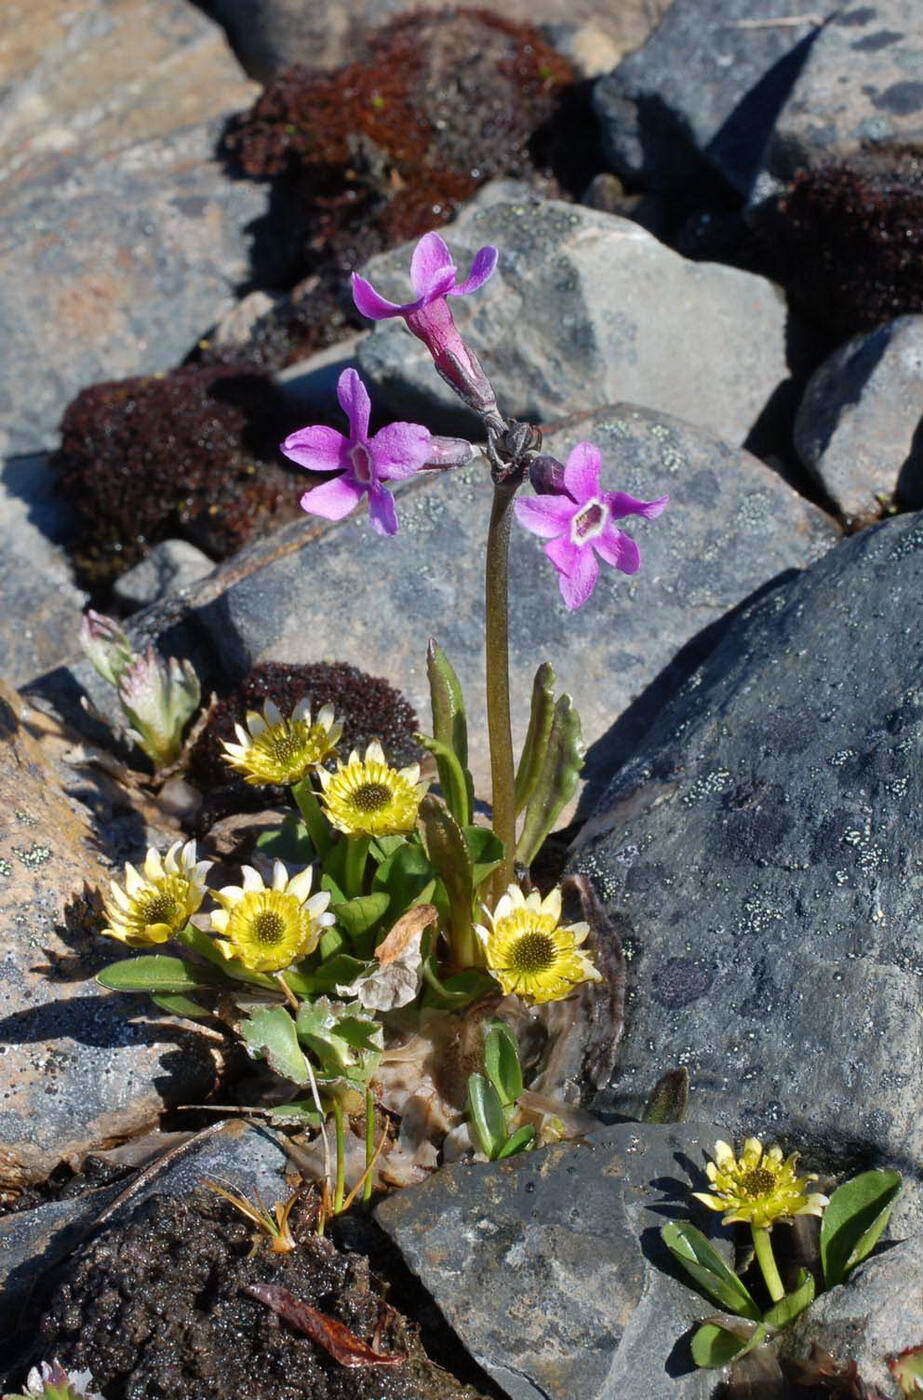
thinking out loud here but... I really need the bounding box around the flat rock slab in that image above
[40,405,837,806]
[357,191,796,448]
[377,1122,722,1400]
[569,511,923,1182]
[593,0,834,198]
[794,313,923,523]
[756,0,923,200]
[0,683,221,1188]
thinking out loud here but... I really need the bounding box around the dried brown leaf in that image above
[244,1282,407,1367]
[375,904,438,966]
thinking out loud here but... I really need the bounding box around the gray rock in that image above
[36,405,836,807]
[593,0,833,199]
[794,314,923,524]
[756,0,923,202]
[112,539,215,611]
[356,191,797,448]
[377,1122,722,1400]
[0,682,222,1189]
[781,1236,923,1393]
[569,511,923,1187]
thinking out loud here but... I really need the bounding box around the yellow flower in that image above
[317,740,427,837]
[101,841,210,947]
[693,1138,829,1229]
[475,884,603,1005]
[199,861,334,973]
[221,699,342,786]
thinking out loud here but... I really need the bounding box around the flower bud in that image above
[79,610,135,687]
[425,435,477,468]
[528,454,568,496]
[117,648,201,769]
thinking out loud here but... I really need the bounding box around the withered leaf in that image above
[375,903,438,966]
[244,1282,407,1367]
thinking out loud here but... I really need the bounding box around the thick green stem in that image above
[332,1098,347,1214]
[291,779,331,857]
[343,836,370,899]
[363,1088,375,1205]
[752,1225,785,1303]
[485,481,519,902]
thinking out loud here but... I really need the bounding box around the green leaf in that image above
[763,1270,815,1331]
[370,834,406,862]
[516,693,584,869]
[514,661,556,815]
[150,991,212,1020]
[464,825,504,891]
[421,965,499,1009]
[318,923,348,960]
[484,1020,523,1106]
[331,892,391,940]
[255,813,313,864]
[372,841,436,912]
[691,1322,766,1369]
[417,733,472,828]
[239,1005,309,1086]
[420,795,476,963]
[661,1222,762,1321]
[427,639,471,768]
[821,1168,902,1287]
[284,953,369,997]
[497,1125,536,1159]
[176,923,277,988]
[97,955,209,994]
[641,1068,690,1124]
[467,1072,508,1159]
[266,1099,324,1127]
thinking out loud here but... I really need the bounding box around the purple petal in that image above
[606,490,670,520]
[514,493,575,540]
[547,537,599,609]
[451,244,499,296]
[336,368,371,441]
[595,526,641,574]
[281,425,349,473]
[367,485,399,536]
[351,272,414,321]
[300,474,364,522]
[410,233,456,299]
[563,442,602,503]
[369,422,432,480]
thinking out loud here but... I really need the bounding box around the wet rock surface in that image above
[38,405,837,806]
[569,511,923,1186]
[593,0,833,199]
[377,1122,722,1400]
[357,191,798,449]
[0,682,221,1189]
[794,314,923,523]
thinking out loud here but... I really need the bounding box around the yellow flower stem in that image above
[485,480,519,903]
[752,1225,785,1303]
[363,1087,375,1205]
[332,1097,347,1214]
[274,972,300,1011]
[343,835,370,900]
[291,778,332,857]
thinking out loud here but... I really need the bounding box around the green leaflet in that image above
[661,1222,762,1321]
[97,954,210,994]
[239,1005,309,1086]
[820,1169,902,1287]
[514,662,556,815]
[426,640,474,823]
[467,1072,508,1158]
[516,693,583,869]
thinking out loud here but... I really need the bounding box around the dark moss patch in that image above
[188,661,419,826]
[51,365,308,593]
[33,1190,488,1400]
[759,150,923,342]
[213,8,584,368]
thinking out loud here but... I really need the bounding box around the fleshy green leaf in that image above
[255,814,313,864]
[467,1072,508,1159]
[516,693,583,869]
[464,825,504,891]
[97,955,209,994]
[427,639,471,770]
[150,991,212,1020]
[372,841,436,912]
[661,1222,762,1321]
[420,795,475,962]
[284,953,370,997]
[417,734,472,829]
[641,1068,690,1124]
[484,1020,523,1106]
[763,1270,815,1331]
[331,892,391,941]
[240,1005,309,1086]
[497,1125,536,1159]
[691,1322,766,1369]
[514,661,556,815]
[266,1100,324,1127]
[821,1169,902,1287]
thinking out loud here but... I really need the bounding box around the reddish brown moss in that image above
[761,151,923,342]
[188,661,420,821]
[52,365,307,590]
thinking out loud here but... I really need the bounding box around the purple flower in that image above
[280,368,431,536]
[514,442,668,610]
[351,232,499,414]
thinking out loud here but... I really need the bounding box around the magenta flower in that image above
[280,369,431,537]
[351,232,499,414]
[515,442,668,610]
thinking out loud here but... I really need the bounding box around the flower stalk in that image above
[752,1224,785,1303]
[485,479,519,901]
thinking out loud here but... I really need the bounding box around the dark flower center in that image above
[252,910,287,945]
[572,499,607,542]
[351,782,393,812]
[510,930,556,974]
[349,442,374,484]
[269,727,302,763]
[740,1167,778,1197]
[142,892,178,924]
